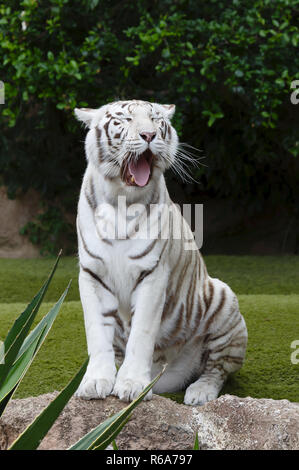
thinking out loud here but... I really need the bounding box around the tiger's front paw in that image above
[112,375,152,402]
[75,374,115,400]
[184,382,218,406]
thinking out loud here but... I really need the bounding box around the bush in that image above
[20,204,76,256]
[0,0,298,251]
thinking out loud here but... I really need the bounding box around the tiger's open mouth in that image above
[122,149,154,187]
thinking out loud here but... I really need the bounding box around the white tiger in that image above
[74,99,247,405]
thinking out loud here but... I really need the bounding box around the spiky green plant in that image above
[0,253,70,417]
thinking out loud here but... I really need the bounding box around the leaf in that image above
[0,327,46,411]
[0,388,16,417]
[112,440,118,450]
[261,111,270,118]
[235,69,244,77]
[162,48,170,58]
[292,34,298,47]
[0,252,62,386]
[207,112,224,127]
[193,432,199,450]
[16,281,71,360]
[275,78,285,87]
[69,364,167,450]
[9,359,88,450]
[0,280,70,416]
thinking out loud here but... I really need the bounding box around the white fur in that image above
[74,100,248,405]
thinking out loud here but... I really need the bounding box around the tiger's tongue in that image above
[129,156,150,187]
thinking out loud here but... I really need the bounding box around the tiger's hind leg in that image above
[184,279,248,406]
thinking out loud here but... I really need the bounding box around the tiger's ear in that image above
[162,104,176,120]
[74,108,98,128]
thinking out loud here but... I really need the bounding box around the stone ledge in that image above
[0,393,298,450]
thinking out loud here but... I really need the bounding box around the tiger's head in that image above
[75,100,178,190]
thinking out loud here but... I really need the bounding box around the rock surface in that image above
[0,393,298,450]
[0,187,40,258]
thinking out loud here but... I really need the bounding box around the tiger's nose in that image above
[140,131,156,143]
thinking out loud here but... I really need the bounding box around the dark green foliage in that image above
[20,205,76,256]
[0,0,298,251]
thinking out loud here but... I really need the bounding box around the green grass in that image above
[0,301,86,398]
[0,255,298,304]
[206,255,299,295]
[163,294,299,403]
[0,256,298,402]
[0,257,80,303]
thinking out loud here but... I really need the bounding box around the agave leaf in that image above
[0,252,61,385]
[3,252,61,353]
[16,281,71,360]
[193,431,199,450]
[0,327,46,405]
[0,388,16,417]
[69,364,167,450]
[9,358,88,450]
[112,440,118,450]
[92,415,131,451]
[69,409,128,451]
[0,283,70,416]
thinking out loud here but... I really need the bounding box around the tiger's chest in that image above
[85,233,163,314]
[103,239,148,292]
